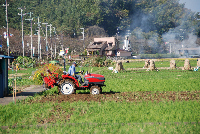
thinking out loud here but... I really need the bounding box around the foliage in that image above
[94,56,106,66]
[33,64,63,85]
[12,56,36,68]
[83,56,108,67]
[0,0,199,37]
[39,86,59,96]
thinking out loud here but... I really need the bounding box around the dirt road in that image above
[0,85,44,105]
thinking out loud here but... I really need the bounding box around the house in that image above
[86,37,119,56]
[178,47,200,57]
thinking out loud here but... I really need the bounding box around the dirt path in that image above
[0,85,44,105]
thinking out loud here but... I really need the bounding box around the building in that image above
[86,37,119,56]
[0,55,14,98]
[117,50,132,57]
[123,35,131,51]
[178,47,200,57]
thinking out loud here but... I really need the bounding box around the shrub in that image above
[13,56,36,68]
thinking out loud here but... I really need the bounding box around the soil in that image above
[27,91,200,103]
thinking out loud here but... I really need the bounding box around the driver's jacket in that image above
[67,65,78,76]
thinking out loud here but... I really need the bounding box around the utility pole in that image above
[2,0,10,64]
[42,23,48,60]
[53,27,57,59]
[80,28,85,49]
[25,12,33,58]
[47,24,52,60]
[36,17,41,61]
[18,7,26,62]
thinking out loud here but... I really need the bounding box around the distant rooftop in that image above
[0,55,14,59]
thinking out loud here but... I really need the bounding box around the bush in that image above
[13,56,36,68]
[82,56,113,67]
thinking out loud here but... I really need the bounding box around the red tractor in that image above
[41,69,106,95]
[58,71,105,95]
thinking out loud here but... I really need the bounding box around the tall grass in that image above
[99,69,200,92]
[0,101,199,133]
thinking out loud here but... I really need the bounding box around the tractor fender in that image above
[61,75,79,87]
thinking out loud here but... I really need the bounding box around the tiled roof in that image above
[87,41,107,49]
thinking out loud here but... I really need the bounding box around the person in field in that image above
[67,62,83,84]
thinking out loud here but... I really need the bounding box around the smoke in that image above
[162,12,199,56]
[118,0,199,56]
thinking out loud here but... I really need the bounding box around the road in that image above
[0,85,44,105]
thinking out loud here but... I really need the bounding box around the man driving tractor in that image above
[67,62,83,85]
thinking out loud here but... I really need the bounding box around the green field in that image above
[0,101,199,133]
[2,60,199,133]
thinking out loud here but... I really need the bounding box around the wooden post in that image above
[15,63,17,104]
[13,78,14,103]
[12,62,14,103]
[15,75,16,104]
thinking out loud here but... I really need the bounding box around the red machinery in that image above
[59,71,105,95]
[41,67,60,89]
[42,68,105,95]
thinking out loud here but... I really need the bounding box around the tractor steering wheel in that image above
[81,70,84,75]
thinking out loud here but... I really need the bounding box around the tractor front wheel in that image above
[60,80,75,95]
[90,86,101,95]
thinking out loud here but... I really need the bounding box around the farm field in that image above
[1,59,200,133]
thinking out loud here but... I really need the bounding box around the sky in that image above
[179,0,200,12]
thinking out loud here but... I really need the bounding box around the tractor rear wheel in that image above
[60,80,75,95]
[90,86,101,95]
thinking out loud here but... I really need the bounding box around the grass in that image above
[122,59,198,68]
[8,67,37,76]
[0,100,199,133]
[2,59,200,133]
[1,122,199,133]
[8,67,37,88]
[98,69,200,93]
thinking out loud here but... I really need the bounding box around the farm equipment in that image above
[41,68,106,95]
[59,71,105,95]
[41,67,60,89]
